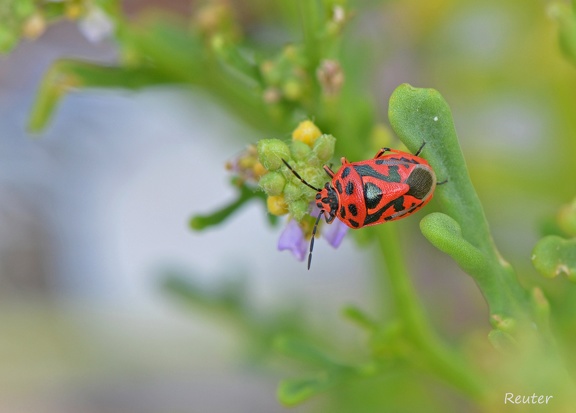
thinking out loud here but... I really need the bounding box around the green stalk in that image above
[28,59,166,132]
[375,224,486,401]
[190,183,269,231]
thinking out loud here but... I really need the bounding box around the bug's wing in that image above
[360,179,412,226]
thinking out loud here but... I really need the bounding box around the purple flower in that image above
[278,219,308,261]
[309,204,349,248]
[321,217,348,248]
[277,207,349,262]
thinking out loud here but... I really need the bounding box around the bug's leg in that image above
[414,141,427,156]
[325,211,336,224]
[308,213,324,270]
[323,165,336,178]
[437,178,448,185]
[374,148,392,158]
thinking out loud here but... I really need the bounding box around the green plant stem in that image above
[375,224,486,401]
[28,59,166,132]
[298,0,322,74]
[190,183,272,230]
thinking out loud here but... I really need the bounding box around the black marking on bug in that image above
[385,202,423,222]
[315,193,321,200]
[364,182,383,210]
[405,167,434,199]
[336,180,343,194]
[340,206,346,218]
[341,166,351,178]
[345,181,355,195]
[364,196,406,226]
[322,183,339,215]
[348,203,358,216]
[348,219,360,228]
[353,164,401,183]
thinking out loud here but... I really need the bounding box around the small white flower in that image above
[78,6,114,43]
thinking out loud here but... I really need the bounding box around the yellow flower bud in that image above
[253,162,268,179]
[66,4,82,19]
[23,13,46,39]
[267,195,289,216]
[292,120,322,147]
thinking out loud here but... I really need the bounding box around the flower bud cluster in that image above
[0,1,116,52]
[195,1,241,44]
[256,120,335,222]
[225,144,267,187]
[260,45,311,106]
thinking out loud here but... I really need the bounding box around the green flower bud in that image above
[532,235,576,280]
[282,79,303,101]
[284,181,303,203]
[260,60,281,85]
[490,314,516,333]
[259,171,286,196]
[312,134,336,163]
[257,139,290,171]
[290,199,310,221]
[290,140,311,162]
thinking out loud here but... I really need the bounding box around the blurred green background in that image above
[1,0,575,411]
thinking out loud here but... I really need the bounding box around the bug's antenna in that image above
[308,213,324,270]
[282,159,322,192]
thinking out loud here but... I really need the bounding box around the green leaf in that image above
[274,335,340,368]
[549,2,576,67]
[388,84,530,322]
[278,371,344,406]
[532,235,576,281]
[420,213,485,275]
[388,84,490,254]
[341,305,377,331]
[161,272,247,313]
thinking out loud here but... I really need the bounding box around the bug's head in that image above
[315,182,338,222]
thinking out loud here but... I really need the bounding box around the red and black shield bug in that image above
[282,142,441,269]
